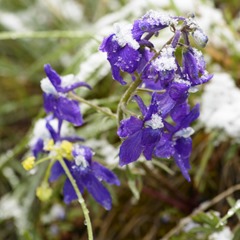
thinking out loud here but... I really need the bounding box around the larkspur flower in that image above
[155,102,200,181]
[100,23,142,85]
[182,47,213,86]
[49,145,120,210]
[117,94,169,166]
[132,10,177,41]
[41,64,91,125]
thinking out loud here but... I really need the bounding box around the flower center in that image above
[75,155,89,168]
[145,114,164,129]
[173,127,195,139]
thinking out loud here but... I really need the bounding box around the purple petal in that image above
[60,136,84,142]
[32,138,44,157]
[133,95,147,116]
[117,116,143,138]
[143,144,155,160]
[83,172,112,210]
[174,137,192,160]
[99,34,120,53]
[119,131,143,166]
[114,45,141,73]
[46,119,59,142]
[92,162,120,186]
[141,128,161,146]
[170,101,190,123]
[56,97,83,126]
[152,92,176,117]
[111,65,126,85]
[60,81,92,93]
[155,134,175,159]
[174,154,191,182]
[72,145,93,164]
[169,81,190,102]
[44,64,61,89]
[49,161,65,182]
[63,178,84,204]
[183,50,199,83]
[159,70,175,88]
[179,104,200,128]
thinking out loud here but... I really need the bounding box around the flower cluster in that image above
[24,64,120,210]
[101,10,213,181]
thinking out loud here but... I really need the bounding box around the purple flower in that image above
[41,64,91,126]
[155,103,200,181]
[132,10,176,41]
[100,24,142,85]
[118,94,169,166]
[50,145,120,210]
[182,48,213,86]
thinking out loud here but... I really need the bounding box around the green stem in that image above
[0,30,94,40]
[136,88,165,94]
[43,159,57,183]
[58,158,93,240]
[117,75,142,124]
[35,156,52,166]
[69,92,117,119]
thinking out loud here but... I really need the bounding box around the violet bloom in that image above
[50,145,120,210]
[100,23,141,85]
[182,48,213,86]
[117,94,171,166]
[132,10,177,41]
[41,64,91,126]
[155,102,200,181]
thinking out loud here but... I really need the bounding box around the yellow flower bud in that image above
[36,183,52,201]
[22,156,35,171]
[60,140,73,160]
[44,139,54,151]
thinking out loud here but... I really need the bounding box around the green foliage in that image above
[0,0,240,239]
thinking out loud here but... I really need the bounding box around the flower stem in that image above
[58,158,93,240]
[69,92,117,119]
[35,156,52,166]
[117,75,142,124]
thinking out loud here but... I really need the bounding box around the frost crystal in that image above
[174,127,195,138]
[143,10,175,26]
[192,28,208,47]
[75,155,88,168]
[41,77,58,95]
[113,23,140,50]
[60,74,79,89]
[153,46,177,71]
[208,227,233,240]
[200,72,240,139]
[145,114,164,129]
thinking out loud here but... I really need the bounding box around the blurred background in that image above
[0,0,240,239]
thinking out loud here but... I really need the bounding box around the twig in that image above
[161,184,240,240]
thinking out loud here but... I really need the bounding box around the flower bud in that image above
[22,156,35,171]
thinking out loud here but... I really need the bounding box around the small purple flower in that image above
[50,145,120,210]
[100,24,142,85]
[118,94,168,166]
[41,64,91,126]
[155,103,200,181]
[182,48,213,86]
[132,10,176,41]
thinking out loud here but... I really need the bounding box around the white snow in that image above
[200,72,240,139]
